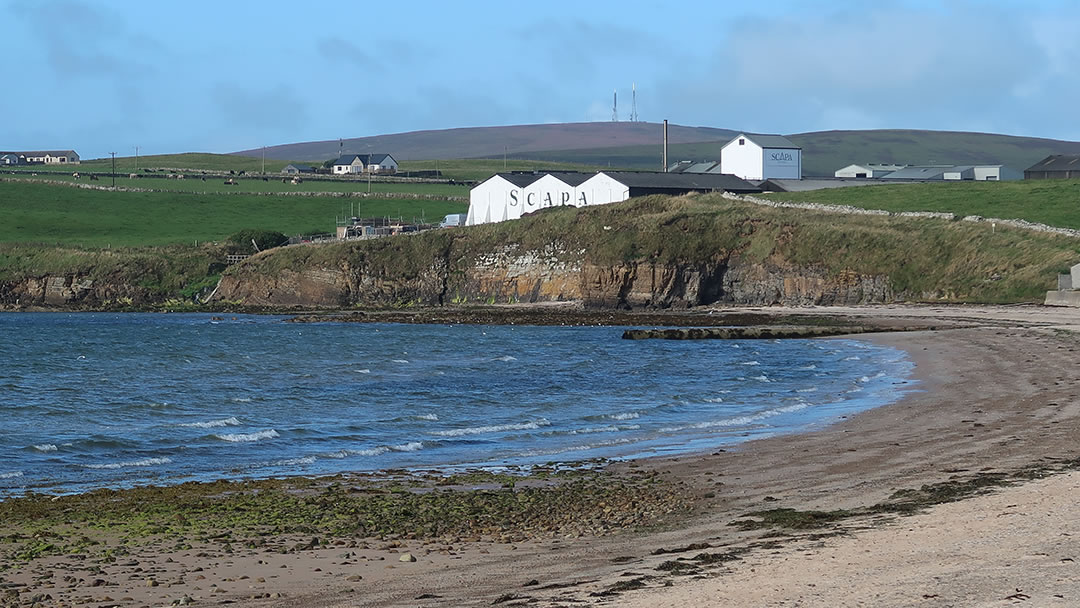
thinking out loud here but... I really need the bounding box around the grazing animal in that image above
[129,173,138,179]
[89,175,99,181]
[72,172,80,179]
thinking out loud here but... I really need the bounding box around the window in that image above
[739,138,745,146]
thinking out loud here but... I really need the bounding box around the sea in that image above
[0,312,916,498]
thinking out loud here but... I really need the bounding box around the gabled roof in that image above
[542,172,592,186]
[366,153,395,165]
[6,150,78,157]
[880,165,953,180]
[727,134,800,150]
[284,164,314,171]
[480,173,544,188]
[1026,155,1080,172]
[334,154,365,166]
[668,161,722,174]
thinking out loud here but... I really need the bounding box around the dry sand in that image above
[4,304,1080,607]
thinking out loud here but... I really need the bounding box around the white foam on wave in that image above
[413,413,439,421]
[859,376,871,383]
[704,397,724,403]
[796,387,818,393]
[0,471,24,479]
[799,364,817,370]
[431,419,550,437]
[231,397,252,403]
[844,355,861,361]
[607,412,640,421]
[391,441,423,452]
[567,424,640,435]
[493,355,517,362]
[739,360,760,366]
[214,429,279,442]
[181,416,241,429]
[752,375,771,383]
[354,369,371,374]
[34,444,58,452]
[520,437,634,458]
[85,457,172,470]
[276,455,318,466]
[392,359,410,364]
[662,402,810,433]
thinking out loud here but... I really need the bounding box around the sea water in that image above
[0,313,915,498]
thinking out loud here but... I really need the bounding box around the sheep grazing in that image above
[88,175,99,181]
[72,172,80,179]
[224,178,237,185]
[129,173,138,179]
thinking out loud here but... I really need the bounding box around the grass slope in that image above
[0,181,467,247]
[761,180,1080,230]
[243,194,1080,303]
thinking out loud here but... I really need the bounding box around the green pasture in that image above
[397,158,615,182]
[2,172,468,197]
[761,180,1080,230]
[0,181,467,247]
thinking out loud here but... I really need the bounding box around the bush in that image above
[226,230,288,254]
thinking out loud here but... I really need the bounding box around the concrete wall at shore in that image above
[1045,290,1080,307]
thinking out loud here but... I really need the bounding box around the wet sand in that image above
[3,304,1080,607]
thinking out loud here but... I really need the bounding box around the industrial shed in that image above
[1025,155,1080,180]
[834,164,905,178]
[720,134,801,181]
[466,171,758,226]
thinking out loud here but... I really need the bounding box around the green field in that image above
[0,181,467,247]
[761,180,1080,230]
[397,158,620,181]
[3,172,468,196]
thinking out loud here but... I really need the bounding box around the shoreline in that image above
[2,305,1079,607]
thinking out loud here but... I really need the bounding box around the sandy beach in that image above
[3,304,1080,608]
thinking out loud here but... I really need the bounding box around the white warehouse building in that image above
[466,171,758,226]
[720,133,802,181]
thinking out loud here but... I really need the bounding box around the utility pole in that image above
[109,152,116,187]
[134,145,140,171]
[261,146,265,175]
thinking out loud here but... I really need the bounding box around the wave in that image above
[392,441,423,452]
[844,356,861,361]
[354,369,371,374]
[565,424,640,435]
[607,412,640,421]
[231,397,253,403]
[796,387,818,393]
[214,429,279,443]
[662,402,811,432]
[492,355,517,362]
[85,457,172,470]
[275,455,318,466]
[413,413,439,421]
[752,375,771,382]
[431,419,550,437]
[0,471,23,479]
[704,397,724,403]
[738,360,760,366]
[799,364,817,370]
[392,359,410,364]
[33,444,58,452]
[520,437,634,458]
[181,416,241,429]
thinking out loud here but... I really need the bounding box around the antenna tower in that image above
[631,83,638,122]
[612,89,618,122]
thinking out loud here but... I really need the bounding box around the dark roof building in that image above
[1025,155,1080,180]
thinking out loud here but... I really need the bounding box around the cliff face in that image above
[211,247,893,310]
[0,275,155,308]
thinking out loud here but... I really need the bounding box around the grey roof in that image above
[1026,155,1080,172]
[366,153,396,165]
[334,154,365,165]
[283,164,314,171]
[731,134,800,149]
[2,150,78,157]
[544,172,592,186]
[599,171,759,192]
[668,161,722,174]
[486,173,544,188]
[760,178,910,193]
[879,165,953,180]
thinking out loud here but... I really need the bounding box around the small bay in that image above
[0,312,915,498]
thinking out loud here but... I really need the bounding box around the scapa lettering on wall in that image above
[770,152,794,162]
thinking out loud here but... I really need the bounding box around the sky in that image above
[3,0,1080,160]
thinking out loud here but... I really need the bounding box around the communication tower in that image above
[631,83,638,122]
[612,89,618,122]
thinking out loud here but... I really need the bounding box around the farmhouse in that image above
[331,153,398,175]
[720,134,801,181]
[1025,155,1080,180]
[0,150,79,165]
[465,171,759,226]
[281,164,314,175]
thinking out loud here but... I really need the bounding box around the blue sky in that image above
[3,0,1079,160]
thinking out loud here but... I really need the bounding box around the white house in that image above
[834,163,906,178]
[11,150,80,165]
[332,153,398,175]
[333,154,366,174]
[466,171,759,226]
[720,134,801,181]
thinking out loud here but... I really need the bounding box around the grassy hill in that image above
[239,122,737,163]
[0,181,467,247]
[761,180,1080,231]
[500,129,1080,176]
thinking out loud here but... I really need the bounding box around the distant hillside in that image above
[505,129,1080,176]
[239,122,736,163]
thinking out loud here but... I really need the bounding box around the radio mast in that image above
[612,89,618,122]
[631,83,638,122]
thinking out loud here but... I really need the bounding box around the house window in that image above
[739,138,745,145]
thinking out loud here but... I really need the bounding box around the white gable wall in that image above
[522,175,578,214]
[467,176,527,226]
[721,135,764,181]
[577,173,630,206]
[973,166,1022,181]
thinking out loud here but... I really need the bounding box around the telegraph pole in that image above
[134,145,140,171]
[109,152,116,187]
[261,146,266,175]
